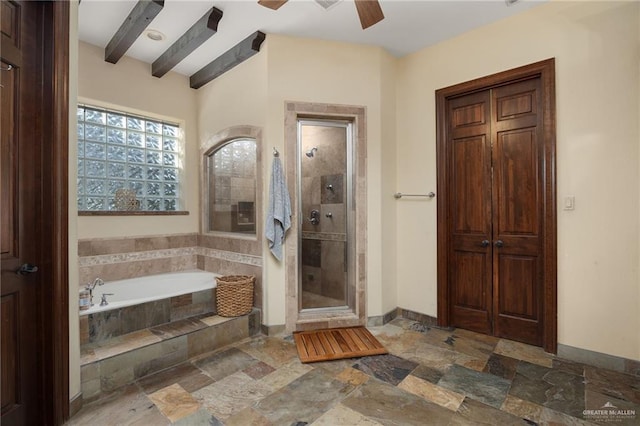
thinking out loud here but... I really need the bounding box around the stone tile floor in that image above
[67,318,640,425]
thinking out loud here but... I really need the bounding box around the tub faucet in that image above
[85,278,104,305]
[100,293,114,306]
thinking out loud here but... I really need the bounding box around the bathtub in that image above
[80,270,219,316]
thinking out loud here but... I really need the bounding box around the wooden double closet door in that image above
[437,60,557,352]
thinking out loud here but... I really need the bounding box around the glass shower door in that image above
[298,120,352,310]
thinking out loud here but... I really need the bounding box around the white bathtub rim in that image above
[79,270,220,316]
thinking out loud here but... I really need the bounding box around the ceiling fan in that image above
[258,0,385,30]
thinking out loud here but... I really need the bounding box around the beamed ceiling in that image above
[78,0,545,89]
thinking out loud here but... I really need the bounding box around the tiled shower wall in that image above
[300,125,348,301]
[78,232,263,310]
[301,237,346,300]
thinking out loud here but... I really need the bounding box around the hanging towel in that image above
[265,155,291,261]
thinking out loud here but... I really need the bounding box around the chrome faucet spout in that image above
[85,278,105,306]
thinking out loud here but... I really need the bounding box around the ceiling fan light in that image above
[505,0,521,6]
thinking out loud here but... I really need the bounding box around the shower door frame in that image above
[297,119,354,313]
[284,102,367,332]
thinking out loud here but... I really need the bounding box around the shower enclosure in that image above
[284,101,365,332]
[298,119,353,311]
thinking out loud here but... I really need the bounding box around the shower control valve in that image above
[309,209,320,225]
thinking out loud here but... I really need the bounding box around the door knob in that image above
[495,240,504,248]
[16,263,38,275]
[481,240,490,247]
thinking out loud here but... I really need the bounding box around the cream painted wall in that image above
[76,41,199,239]
[379,52,398,315]
[263,35,394,324]
[68,1,80,400]
[396,0,640,360]
[195,47,267,144]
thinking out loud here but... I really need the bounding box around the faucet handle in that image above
[100,293,114,306]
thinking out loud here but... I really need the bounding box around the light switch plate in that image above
[563,196,575,210]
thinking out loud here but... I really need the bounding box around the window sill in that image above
[78,211,189,216]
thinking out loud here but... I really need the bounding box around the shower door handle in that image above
[309,209,320,225]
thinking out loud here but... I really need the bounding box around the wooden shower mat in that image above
[293,326,387,363]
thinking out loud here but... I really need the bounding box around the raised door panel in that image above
[450,251,491,334]
[452,102,486,129]
[0,1,18,44]
[451,136,487,234]
[1,1,21,66]
[495,254,541,345]
[494,128,539,237]
[1,295,18,413]
[497,255,538,319]
[1,60,17,257]
[496,89,536,121]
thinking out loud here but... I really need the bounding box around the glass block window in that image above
[77,105,182,211]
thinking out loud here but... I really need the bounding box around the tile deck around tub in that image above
[71,319,640,425]
[79,310,259,403]
[80,314,234,364]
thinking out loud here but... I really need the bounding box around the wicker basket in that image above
[216,275,255,317]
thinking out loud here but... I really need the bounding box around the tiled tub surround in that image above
[81,270,217,315]
[80,284,218,346]
[78,233,265,403]
[78,234,199,284]
[78,233,263,310]
[197,234,263,311]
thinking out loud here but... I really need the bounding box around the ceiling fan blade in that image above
[354,0,384,30]
[258,0,289,10]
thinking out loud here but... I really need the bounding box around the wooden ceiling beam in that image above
[104,0,164,64]
[189,31,266,90]
[257,0,288,11]
[152,7,223,78]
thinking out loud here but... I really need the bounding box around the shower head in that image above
[305,147,318,158]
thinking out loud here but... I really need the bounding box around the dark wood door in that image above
[440,69,552,348]
[447,90,493,335]
[2,1,47,424]
[491,79,544,345]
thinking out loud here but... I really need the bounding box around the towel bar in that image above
[394,192,435,199]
